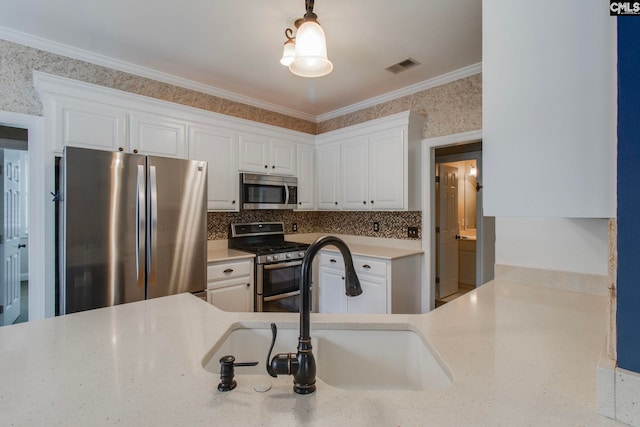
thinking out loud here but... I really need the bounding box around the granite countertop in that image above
[0,280,621,426]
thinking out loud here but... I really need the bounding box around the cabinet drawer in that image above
[319,252,344,269]
[208,260,252,281]
[354,258,387,277]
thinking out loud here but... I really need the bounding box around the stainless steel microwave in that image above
[240,173,298,210]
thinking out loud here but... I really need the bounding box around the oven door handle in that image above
[262,260,303,270]
[263,290,300,302]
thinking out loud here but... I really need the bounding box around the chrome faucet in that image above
[266,235,362,394]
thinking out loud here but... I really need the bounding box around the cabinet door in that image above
[368,129,404,209]
[238,132,270,173]
[270,139,297,176]
[189,125,239,211]
[341,138,369,210]
[57,98,127,153]
[318,266,348,313]
[347,274,387,314]
[129,112,187,158]
[297,145,315,210]
[316,144,341,209]
[207,280,253,312]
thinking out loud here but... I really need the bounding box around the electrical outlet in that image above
[407,226,419,238]
[373,222,380,232]
[292,223,298,232]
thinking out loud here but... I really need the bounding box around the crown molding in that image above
[1,26,481,125]
[0,26,317,123]
[315,63,482,123]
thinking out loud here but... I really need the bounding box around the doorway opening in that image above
[433,142,494,307]
[0,125,29,326]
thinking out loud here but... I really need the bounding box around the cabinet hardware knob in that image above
[118,147,124,152]
[363,201,366,204]
[133,149,138,154]
[264,165,268,168]
[223,268,234,273]
[371,200,374,204]
[334,201,338,205]
[272,165,275,169]
[362,264,371,269]
[232,200,236,204]
[341,277,345,280]
[246,283,250,287]
[330,259,337,263]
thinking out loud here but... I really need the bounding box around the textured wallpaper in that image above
[208,210,422,241]
[317,74,482,139]
[0,39,317,134]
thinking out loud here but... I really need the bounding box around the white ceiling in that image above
[0,0,482,122]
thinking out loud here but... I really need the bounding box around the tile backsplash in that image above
[208,211,422,240]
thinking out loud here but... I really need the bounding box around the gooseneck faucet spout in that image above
[266,235,362,394]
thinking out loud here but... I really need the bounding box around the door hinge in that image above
[435,175,440,183]
[435,277,440,284]
[435,226,440,233]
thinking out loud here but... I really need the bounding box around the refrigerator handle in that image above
[136,164,146,288]
[148,164,158,287]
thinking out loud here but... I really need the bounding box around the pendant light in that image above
[280,0,333,78]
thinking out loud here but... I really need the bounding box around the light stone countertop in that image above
[0,280,622,426]
[291,233,423,260]
[207,247,255,263]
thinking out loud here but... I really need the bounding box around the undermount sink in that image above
[203,324,452,392]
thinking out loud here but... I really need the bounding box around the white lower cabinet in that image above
[207,259,254,312]
[317,252,388,314]
[317,250,422,314]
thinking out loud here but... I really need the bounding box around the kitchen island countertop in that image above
[0,280,620,426]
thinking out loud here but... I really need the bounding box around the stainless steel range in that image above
[228,222,309,312]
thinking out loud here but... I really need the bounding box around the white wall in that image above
[483,0,616,218]
[495,218,608,276]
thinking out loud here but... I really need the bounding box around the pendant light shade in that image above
[280,0,333,78]
[289,19,333,78]
[280,39,296,66]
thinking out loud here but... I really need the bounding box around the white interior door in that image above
[438,164,459,298]
[0,149,22,326]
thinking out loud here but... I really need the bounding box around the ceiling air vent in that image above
[385,58,420,74]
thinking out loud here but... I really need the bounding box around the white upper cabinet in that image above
[482,1,616,218]
[129,112,187,158]
[296,144,315,210]
[239,133,297,176]
[188,125,239,211]
[317,111,424,211]
[316,143,341,210]
[51,97,127,153]
[341,137,369,209]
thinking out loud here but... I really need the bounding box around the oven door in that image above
[256,260,303,312]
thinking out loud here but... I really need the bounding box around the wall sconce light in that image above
[469,164,477,177]
[280,0,333,78]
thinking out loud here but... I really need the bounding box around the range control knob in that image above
[266,255,273,262]
[298,252,305,258]
[273,254,280,261]
[286,253,292,259]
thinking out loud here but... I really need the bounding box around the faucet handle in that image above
[266,323,278,377]
[266,323,298,378]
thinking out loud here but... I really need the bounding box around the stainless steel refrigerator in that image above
[59,146,207,314]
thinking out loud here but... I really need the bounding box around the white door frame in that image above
[0,111,52,321]
[421,129,482,312]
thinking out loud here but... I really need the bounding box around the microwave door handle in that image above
[284,183,290,205]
